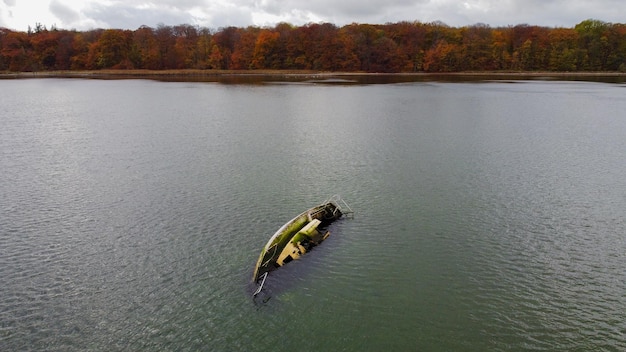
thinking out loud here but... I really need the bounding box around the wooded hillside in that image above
[2,19,625,72]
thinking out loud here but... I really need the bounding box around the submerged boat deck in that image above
[252,196,352,294]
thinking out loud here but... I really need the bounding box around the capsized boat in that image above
[252,195,352,293]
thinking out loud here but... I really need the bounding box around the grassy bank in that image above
[2,70,626,84]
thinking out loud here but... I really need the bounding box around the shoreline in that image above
[2,70,626,83]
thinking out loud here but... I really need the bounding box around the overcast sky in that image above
[1,0,624,32]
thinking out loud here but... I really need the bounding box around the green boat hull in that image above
[252,200,343,282]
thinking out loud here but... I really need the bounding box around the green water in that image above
[1,78,625,351]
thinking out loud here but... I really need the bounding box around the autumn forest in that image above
[1,19,626,73]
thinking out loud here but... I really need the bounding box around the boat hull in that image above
[252,201,342,282]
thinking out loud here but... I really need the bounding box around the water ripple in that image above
[2,79,626,351]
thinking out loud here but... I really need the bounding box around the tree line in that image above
[1,19,625,73]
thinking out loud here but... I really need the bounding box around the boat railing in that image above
[309,207,326,219]
[261,243,279,268]
[326,194,354,218]
[253,272,268,296]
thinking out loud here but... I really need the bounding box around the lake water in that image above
[1,77,625,351]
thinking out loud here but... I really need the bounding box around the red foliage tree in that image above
[2,19,626,73]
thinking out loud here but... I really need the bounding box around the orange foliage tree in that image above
[2,19,626,73]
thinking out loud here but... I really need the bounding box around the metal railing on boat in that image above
[326,194,354,218]
[253,272,268,297]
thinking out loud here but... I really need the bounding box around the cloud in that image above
[0,1,16,30]
[84,3,189,28]
[79,0,255,29]
[50,0,80,24]
[206,5,254,29]
[4,0,626,32]
[252,0,429,25]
